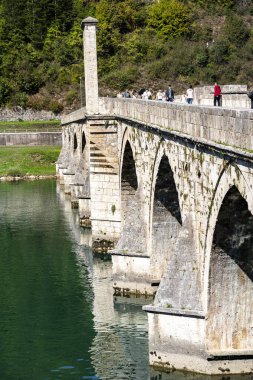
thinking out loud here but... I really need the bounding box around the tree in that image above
[147,0,192,40]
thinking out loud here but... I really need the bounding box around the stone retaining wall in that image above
[0,132,62,146]
[0,107,57,121]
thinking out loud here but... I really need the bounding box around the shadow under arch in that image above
[82,131,86,153]
[116,140,147,253]
[151,154,182,277]
[121,140,138,196]
[73,132,78,151]
[207,185,253,351]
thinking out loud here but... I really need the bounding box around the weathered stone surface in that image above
[0,107,56,121]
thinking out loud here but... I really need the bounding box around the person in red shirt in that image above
[214,83,222,106]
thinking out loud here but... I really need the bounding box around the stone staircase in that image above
[89,121,118,175]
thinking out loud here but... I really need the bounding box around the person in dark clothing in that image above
[248,91,253,109]
[165,85,174,102]
[214,83,221,106]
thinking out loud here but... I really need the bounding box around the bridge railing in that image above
[99,97,253,152]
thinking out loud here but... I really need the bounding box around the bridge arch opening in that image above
[121,141,138,222]
[207,185,253,351]
[82,132,86,153]
[151,154,182,276]
[116,140,147,253]
[74,133,78,151]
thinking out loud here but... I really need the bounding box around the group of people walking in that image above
[117,87,175,102]
[117,86,176,102]
[117,85,194,104]
[117,83,253,109]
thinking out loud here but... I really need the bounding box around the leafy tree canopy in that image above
[0,0,252,109]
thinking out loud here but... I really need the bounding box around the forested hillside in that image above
[0,0,252,111]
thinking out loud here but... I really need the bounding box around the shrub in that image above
[65,88,78,106]
[221,14,249,47]
[0,79,12,105]
[209,39,231,64]
[195,48,209,67]
[48,100,64,114]
[9,92,28,108]
[102,65,139,89]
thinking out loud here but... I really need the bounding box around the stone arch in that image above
[73,133,78,151]
[151,154,182,277]
[82,131,86,153]
[203,163,253,305]
[206,184,253,352]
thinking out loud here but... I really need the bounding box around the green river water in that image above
[0,180,250,380]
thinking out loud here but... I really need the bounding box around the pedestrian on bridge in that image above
[166,85,174,102]
[214,82,222,106]
[186,85,194,104]
[156,90,163,101]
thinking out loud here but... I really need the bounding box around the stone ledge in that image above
[207,350,253,361]
[143,304,205,319]
[110,250,150,258]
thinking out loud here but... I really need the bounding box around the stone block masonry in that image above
[0,132,62,146]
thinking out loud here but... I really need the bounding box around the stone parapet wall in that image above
[194,93,250,108]
[99,97,253,151]
[0,132,62,146]
[61,107,86,125]
[0,107,57,121]
[175,85,251,108]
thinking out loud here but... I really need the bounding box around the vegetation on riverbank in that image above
[0,120,61,132]
[0,146,61,177]
[0,0,252,110]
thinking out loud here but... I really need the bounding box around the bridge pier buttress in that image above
[87,117,121,252]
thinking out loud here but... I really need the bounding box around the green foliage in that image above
[0,79,12,105]
[0,0,252,106]
[221,14,249,47]
[210,40,231,64]
[195,48,209,67]
[148,0,193,39]
[102,64,139,89]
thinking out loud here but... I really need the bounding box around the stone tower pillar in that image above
[81,17,99,114]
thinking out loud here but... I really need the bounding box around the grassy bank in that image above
[0,146,61,177]
[0,120,61,132]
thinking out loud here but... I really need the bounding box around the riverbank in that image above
[0,119,61,132]
[0,146,61,177]
[0,174,57,181]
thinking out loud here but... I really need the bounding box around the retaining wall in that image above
[0,132,62,146]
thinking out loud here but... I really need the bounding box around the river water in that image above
[0,180,249,380]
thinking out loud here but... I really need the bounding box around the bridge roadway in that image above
[58,97,253,375]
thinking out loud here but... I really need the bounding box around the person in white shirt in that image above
[156,90,163,101]
[142,90,149,100]
[186,85,194,104]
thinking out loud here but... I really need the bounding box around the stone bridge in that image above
[57,17,253,376]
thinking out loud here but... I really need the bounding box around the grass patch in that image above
[0,146,61,176]
[0,119,61,132]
